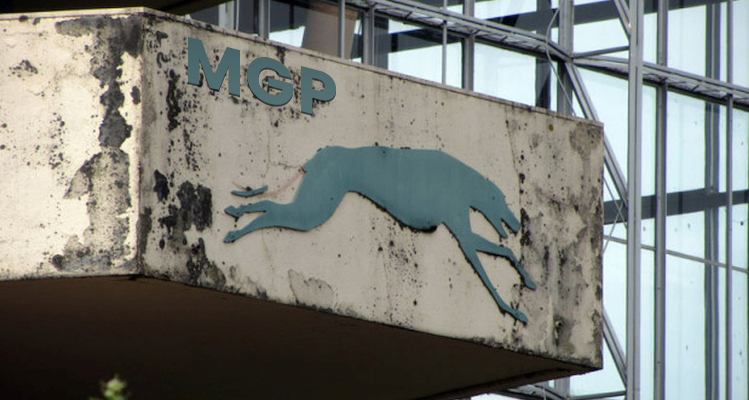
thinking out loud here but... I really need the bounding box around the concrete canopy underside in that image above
[0,276,577,399]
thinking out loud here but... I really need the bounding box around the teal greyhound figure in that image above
[224,146,536,323]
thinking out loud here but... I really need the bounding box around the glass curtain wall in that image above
[189,1,749,399]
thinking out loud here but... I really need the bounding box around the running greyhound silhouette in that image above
[224,146,536,323]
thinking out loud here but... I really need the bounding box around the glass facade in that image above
[188,1,748,399]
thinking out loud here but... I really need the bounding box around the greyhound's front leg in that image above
[472,234,536,290]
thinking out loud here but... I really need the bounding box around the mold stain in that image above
[186,238,226,289]
[50,15,143,272]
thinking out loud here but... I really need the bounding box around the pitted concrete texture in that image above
[1,8,603,398]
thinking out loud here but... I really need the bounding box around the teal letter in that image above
[187,37,240,96]
[247,57,293,106]
[301,67,336,115]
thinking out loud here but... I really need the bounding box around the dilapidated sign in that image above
[0,8,603,399]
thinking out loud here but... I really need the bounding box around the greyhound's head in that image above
[502,209,521,234]
[487,191,521,238]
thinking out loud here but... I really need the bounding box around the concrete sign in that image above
[0,8,604,399]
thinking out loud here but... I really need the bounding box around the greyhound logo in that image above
[224,146,536,323]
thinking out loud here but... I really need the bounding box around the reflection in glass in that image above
[385,20,462,86]
[474,43,543,106]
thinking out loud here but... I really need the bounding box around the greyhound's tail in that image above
[230,167,306,199]
[231,185,269,198]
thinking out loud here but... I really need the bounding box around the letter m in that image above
[188,37,240,96]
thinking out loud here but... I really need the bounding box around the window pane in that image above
[667,93,705,193]
[269,0,309,48]
[385,20,462,86]
[474,43,539,106]
[734,204,748,270]
[665,256,706,399]
[474,0,536,20]
[668,4,706,76]
[734,109,749,191]
[578,69,629,181]
[732,271,748,399]
[573,0,627,54]
[733,0,749,87]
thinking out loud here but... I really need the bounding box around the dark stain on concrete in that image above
[177,181,212,231]
[155,30,168,45]
[158,205,181,235]
[131,85,141,104]
[519,208,531,246]
[10,60,38,78]
[157,180,213,251]
[51,15,143,272]
[153,170,170,201]
[57,15,142,148]
[182,128,200,171]
[138,207,153,263]
[166,69,182,131]
[186,238,226,288]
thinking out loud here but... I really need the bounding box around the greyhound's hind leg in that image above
[225,174,347,243]
[472,234,536,290]
[225,200,273,219]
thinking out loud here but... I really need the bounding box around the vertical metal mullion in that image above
[462,34,474,90]
[339,0,346,58]
[462,0,474,91]
[654,1,668,399]
[362,6,375,65]
[535,0,551,109]
[654,82,668,400]
[235,0,240,31]
[725,2,734,400]
[441,0,447,85]
[704,5,722,399]
[726,94,734,400]
[556,0,574,115]
[258,0,270,39]
[626,1,644,400]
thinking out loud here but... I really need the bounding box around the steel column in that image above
[462,0,474,90]
[654,1,668,399]
[626,1,644,400]
[704,5,722,398]
[362,5,375,65]
[258,0,270,39]
[725,2,734,399]
[441,0,447,85]
[339,0,346,58]
[557,0,574,115]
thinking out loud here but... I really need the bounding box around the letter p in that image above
[301,67,336,115]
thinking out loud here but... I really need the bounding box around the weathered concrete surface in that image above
[0,12,142,278]
[0,8,603,399]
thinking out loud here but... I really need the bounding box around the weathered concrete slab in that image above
[0,8,603,398]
